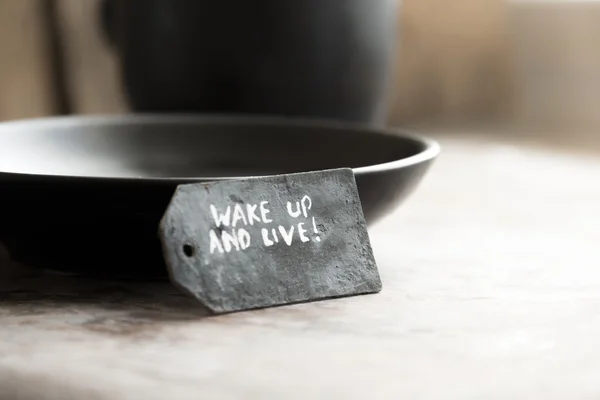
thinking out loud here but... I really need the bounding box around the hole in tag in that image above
[182,244,195,258]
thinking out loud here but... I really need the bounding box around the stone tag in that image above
[158,168,381,314]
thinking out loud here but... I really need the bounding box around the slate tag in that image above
[159,168,381,314]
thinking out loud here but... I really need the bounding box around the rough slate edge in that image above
[158,168,381,314]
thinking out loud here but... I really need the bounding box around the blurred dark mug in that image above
[100,0,399,124]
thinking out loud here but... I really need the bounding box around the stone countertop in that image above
[1,130,599,400]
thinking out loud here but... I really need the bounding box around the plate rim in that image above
[0,114,441,182]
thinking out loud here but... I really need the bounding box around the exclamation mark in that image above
[312,217,321,242]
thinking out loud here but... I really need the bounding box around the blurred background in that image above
[0,0,597,134]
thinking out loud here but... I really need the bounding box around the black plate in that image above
[0,115,439,279]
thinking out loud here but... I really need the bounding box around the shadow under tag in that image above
[158,168,381,314]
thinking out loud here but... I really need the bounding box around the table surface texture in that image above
[1,130,598,400]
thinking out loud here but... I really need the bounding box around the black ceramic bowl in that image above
[0,115,439,279]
